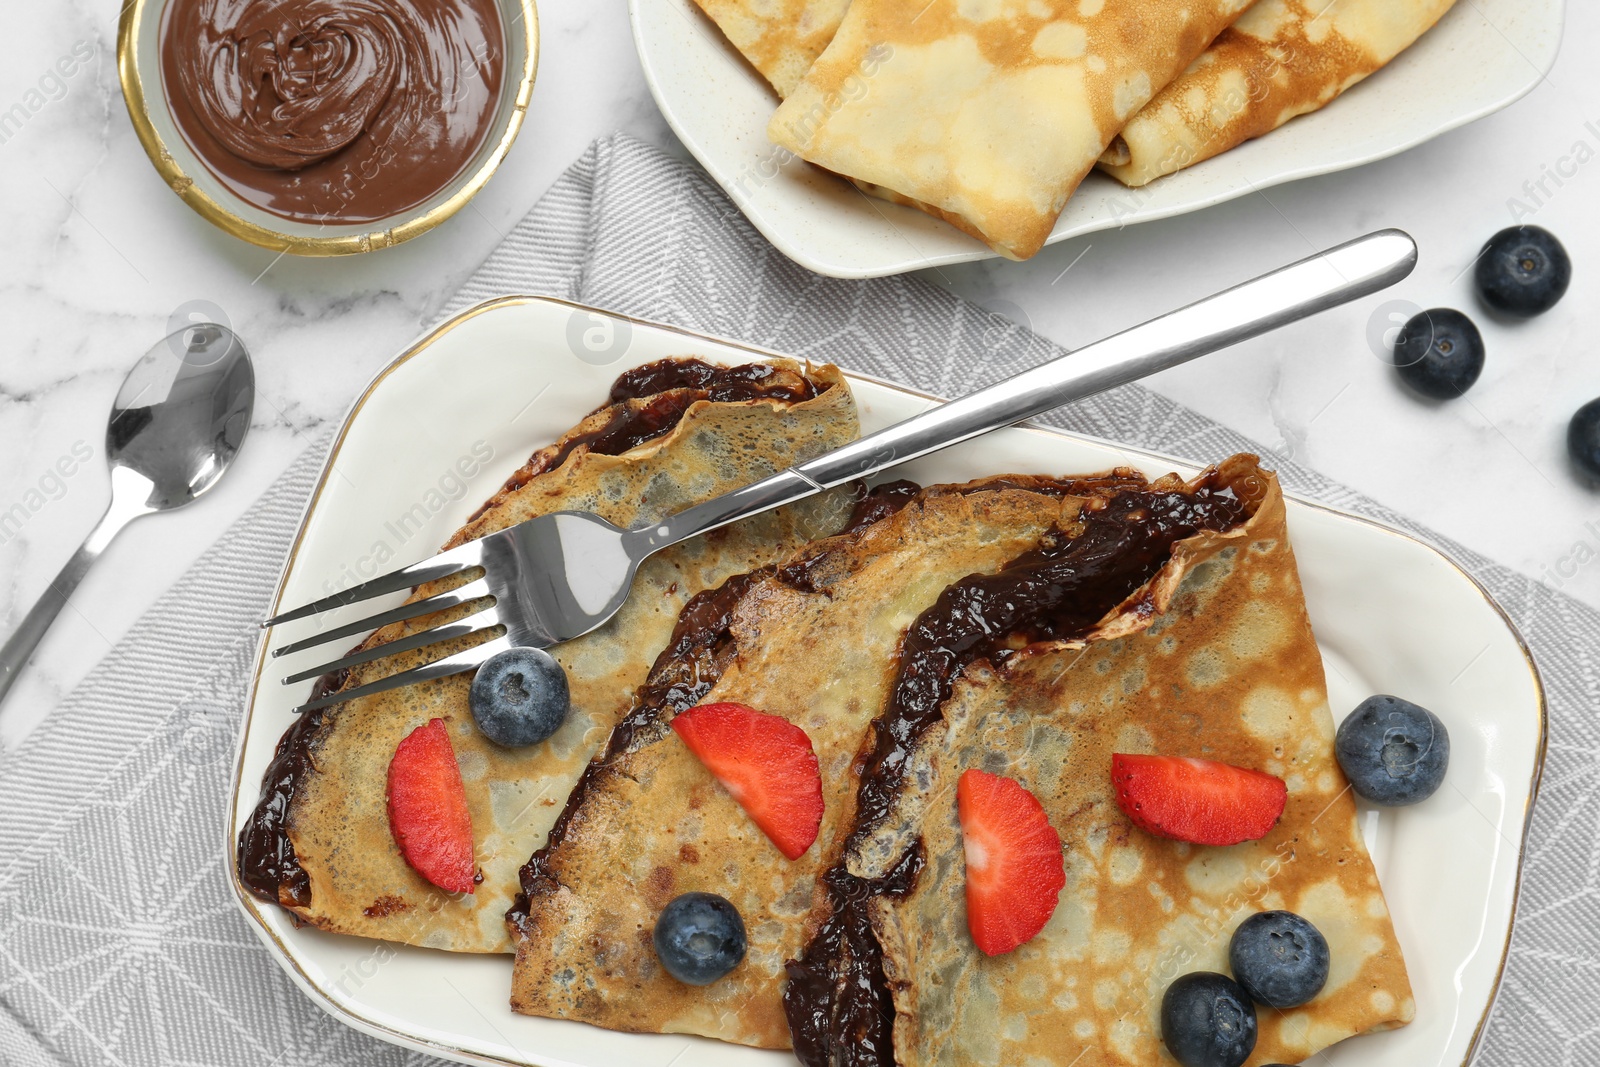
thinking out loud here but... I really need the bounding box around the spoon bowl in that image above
[109,323,253,510]
[0,324,255,706]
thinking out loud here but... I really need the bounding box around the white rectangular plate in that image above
[628,0,1563,278]
[230,296,1545,1067]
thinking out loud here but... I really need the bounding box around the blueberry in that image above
[652,892,747,986]
[1161,972,1257,1067]
[1229,911,1330,1008]
[1569,398,1600,482]
[468,646,569,747]
[1475,225,1571,317]
[1392,308,1485,399]
[1335,695,1450,806]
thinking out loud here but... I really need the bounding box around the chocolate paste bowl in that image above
[117,0,538,256]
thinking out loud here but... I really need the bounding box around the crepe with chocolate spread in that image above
[767,0,1254,260]
[506,473,1169,1043]
[237,357,859,954]
[1099,0,1456,186]
[786,457,1414,1066]
[690,0,850,98]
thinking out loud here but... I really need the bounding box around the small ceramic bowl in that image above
[117,0,538,256]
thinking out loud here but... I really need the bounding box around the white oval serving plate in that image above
[229,296,1544,1067]
[628,0,1563,278]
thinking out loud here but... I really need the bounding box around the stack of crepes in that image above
[507,453,1415,1065]
[690,0,1457,259]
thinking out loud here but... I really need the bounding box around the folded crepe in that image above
[236,357,859,953]
[787,457,1414,1066]
[1099,0,1457,186]
[506,472,1167,1044]
[767,0,1254,260]
[690,0,851,98]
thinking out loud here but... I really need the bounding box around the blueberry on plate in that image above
[1475,225,1571,317]
[1229,910,1331,1008]
[1392,308,1485,400]
[1569,398,1600,482]
[653,892,747,986]
[468,646,570,747]
[1335,695,1450,806]
[1162,972,1257,1067]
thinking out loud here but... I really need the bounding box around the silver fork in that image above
[266,229,1416,712]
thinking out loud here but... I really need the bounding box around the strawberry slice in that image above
[670,702,824,860]
[1111,753,1287,846]
[387,718,476,894]
[957,769,1066,956]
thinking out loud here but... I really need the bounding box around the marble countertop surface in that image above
[0,2,1593,749]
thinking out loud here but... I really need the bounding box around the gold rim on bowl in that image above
[116,0,539,257]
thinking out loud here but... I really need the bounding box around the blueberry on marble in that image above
[1475,225,1571,317]
[1162,972,1257,1067]
[653,892,747,986]
[1229,910,1331,1008]
[1335,695,1450,806]
[1569,398,1600,482]
[468,646,570,747]
[1393,308,1485,399]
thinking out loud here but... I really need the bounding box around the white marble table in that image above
[0,3,1592,750]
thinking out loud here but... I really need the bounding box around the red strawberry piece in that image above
[670,702,824,861]
[1111,753,1287,846]
[387,718,476,894]
[957,769,1066,956]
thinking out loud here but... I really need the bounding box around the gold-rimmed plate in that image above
[228,296,1545,1066]
[117,0,538,256]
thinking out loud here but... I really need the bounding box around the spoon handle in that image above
[0,473,153,708]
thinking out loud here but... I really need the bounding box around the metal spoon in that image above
[0,324,254,706]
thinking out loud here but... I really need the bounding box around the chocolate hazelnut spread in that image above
[519,360,819,484]
[160,0,505,224]
[471,359,824,523]
[783,475,1251,1067]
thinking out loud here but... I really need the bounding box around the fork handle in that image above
[643,229,1416,550]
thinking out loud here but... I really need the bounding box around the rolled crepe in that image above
[235,358,859,953]
[1100,0,1458,186]
[768,0,1254,260]
[690,0,850,98]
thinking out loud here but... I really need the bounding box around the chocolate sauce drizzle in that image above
[783,475,1251,1067]
[237,359,825,910]
[236,692,332,907]
[604,359,818,408]
[476,359,821,514]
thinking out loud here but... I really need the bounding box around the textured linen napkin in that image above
[0,133,1594,1067]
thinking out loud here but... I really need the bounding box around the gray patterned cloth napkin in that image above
[1,133,1594,1067]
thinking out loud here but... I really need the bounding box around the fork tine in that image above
[270,577,493,657]
[263,543,481,627]
[279,607,501,685]
[293,634,514,713]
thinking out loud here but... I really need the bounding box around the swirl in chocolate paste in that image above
[161,0,504,224]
